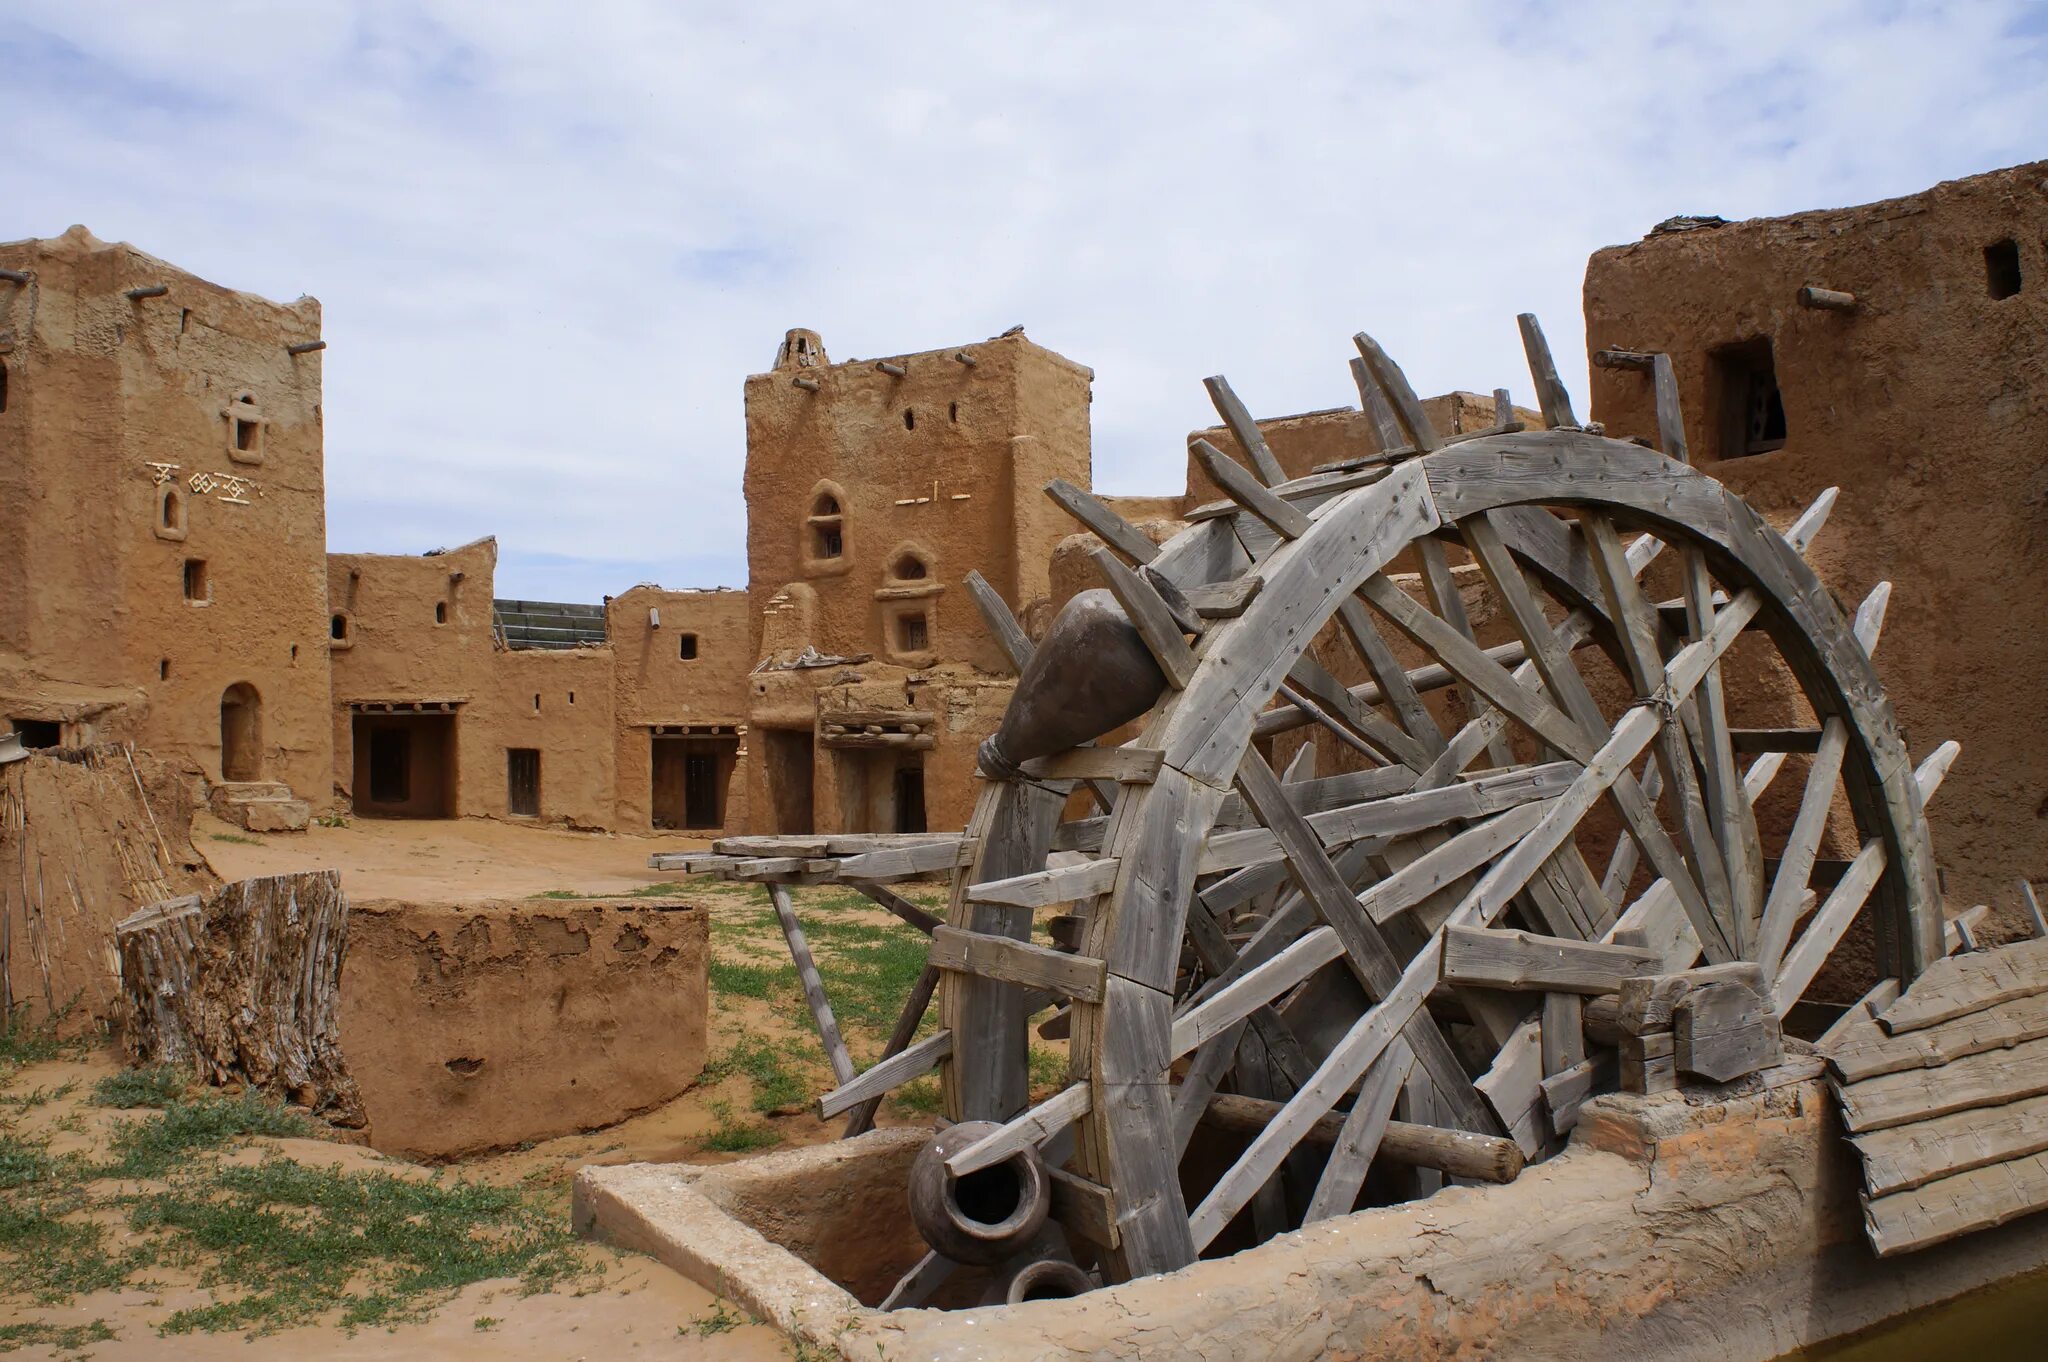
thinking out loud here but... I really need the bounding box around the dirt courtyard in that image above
[1,813,1013,1359]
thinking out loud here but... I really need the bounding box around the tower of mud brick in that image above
[0,227,333,821]
[1583,160,2048,920]
[740,326,1093,836]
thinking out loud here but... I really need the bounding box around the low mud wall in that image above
[340,897,708,1159]
[577,1059,2048,1360]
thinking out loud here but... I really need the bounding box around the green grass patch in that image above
[0,1319,117,1354]
[208,833,262,846]
[889,1077,942,1115]
[707,959,796,1001]
[0,1005,83,1070]
[697,1101,780,1154]
[90,1066,187,1110]
[1029,1046,1069,1091]
[105,1092,310,1179]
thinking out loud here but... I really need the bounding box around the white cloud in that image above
[5,1,2042,599]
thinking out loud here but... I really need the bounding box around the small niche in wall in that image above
[568,691,576,705]
[678,632,699,660]
[13,719,60,750]
[949,401,959,423]
[226,393,264,464]
[158,658,170,681]
[533,693,541,712]
[1986,239,2022,300]
[903,408,916,431]
[183,558,210,603]
[331,613,348,641]
[0,358,9,413]
[435,601,448,625]
[155,485,188,542]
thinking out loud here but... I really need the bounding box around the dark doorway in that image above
[762,729,816,834]
[651,734,737,830]
[350,713,457,817]
[507,748,540,817]
[220,683,262,781]
[369,727,410,803]
[894,765,927,834]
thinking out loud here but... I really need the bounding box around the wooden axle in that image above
[1799,285,1858,311]
[876,360,907,376]
[1200,1092,1524,1183]
[0,268,30,284]
[792,376,821,391]
[286,340,327,355]
[125,284,169,300]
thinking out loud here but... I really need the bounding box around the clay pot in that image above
[1003,1257,1094,1304]
[907,1121,1051,1266]
[978,588,1168,778]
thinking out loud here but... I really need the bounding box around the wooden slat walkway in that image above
[1821,935,2048,1255]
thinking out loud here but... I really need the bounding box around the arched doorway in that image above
[220,683,262,781]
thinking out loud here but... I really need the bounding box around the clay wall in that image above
[607,586,750,833]
[1583,160,2048,923]
[0,228,333,801]
[483,645,616,827]
[742,331,1091,676]
[339,897,709,1159]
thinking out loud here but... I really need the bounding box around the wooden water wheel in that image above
[714,319,1956,1304]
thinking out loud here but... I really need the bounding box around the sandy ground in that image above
[0,815,946,1359]
[191,811,711,902]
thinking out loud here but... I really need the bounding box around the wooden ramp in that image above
[1820,935,2048,1256]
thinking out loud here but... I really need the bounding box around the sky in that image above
[4,2,2044,601]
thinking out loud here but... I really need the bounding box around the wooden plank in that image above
[1304,1040,1415,1222]
[1352,331,1441,451]
[1348,355,1411,453]
[878,1250,957,1312]
[1046,1165,1119,1250]
[929,925,1108,1004]
[1046,478,1160,565]
[816,1027,953,1119]
[1540,1052,1617,1135]
[1836,1033,2048,1134]
[1543,991,1586,1076]
[1854,1090,2048,1197]
[1234,753,1492,1132]
[1359,801,1550,925]
[1192,438,1313,539]
[1679,539,1765,948]
[1756,717,1851,976]
[1187,573,1263,619]
[833,837,974,882]
[1864,1149,2048,1256]
[964,569,1034,673]
[1877,938,2048,1036]
[1516,312,1579,429]
[2024,880,2048,940]
[1091,546,1196,690]
[1019,745,1165,784]
[1772,838,1888,1016]
[1476,1017,1547,1156]
[946,1081,1093,1177]
[1853,579,1892,654]
[854,883,943,936]
[1086,972,1197,1276]
[1200,1092,1525,1183]
[1675,980,1782,1081]
[769,883,857,1086]
[1441,926,1662,995]
[1204,374,1289,485]
[842,961,940,1137]
[965,858,1120,910]
[1170,925,1343,1057]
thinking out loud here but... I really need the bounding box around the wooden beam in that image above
[1199,1092,1525,1183]
[1203,375,1288,485]
[816,1028,953,1119]
[769,883,856,1086]
[855,883,943,935]
[965,858,1120,910]
[1047,479,1160,565]
[841,962,940,1136]
[1090,547,1196,689]
[1304,1040,1414,1222]
[1771,838,1888,1015]
[946,1081,1093,1176]
[1440,926,1662,995]
[964,569,1034,674]
[1351,332,1440,451]
[930,925,1108,1003]
[1170,925,1343,1057]
[1756,718,1850,976]
[1516,313,1578,429]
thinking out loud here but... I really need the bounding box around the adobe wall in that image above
[743,331,1092,677]
[0,227,333,802]
[607,585,751,833]
[338,897,709,1159]
[1584,161,2048,925]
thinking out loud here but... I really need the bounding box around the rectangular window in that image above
[898,612,930,653]
[678,633,699,660]
[1986,239,2022,299]
[183,558,209,602]
[1710,338,1786,459]
[507,748,541,817]
[13,719,60,750]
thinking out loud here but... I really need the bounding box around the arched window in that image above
[890,551,929,581]
[331,613,349,640]
[806,483,846,564]
[220,682,262,781]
